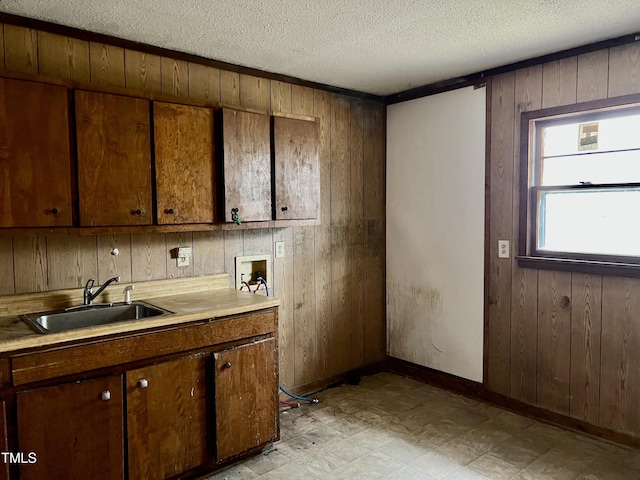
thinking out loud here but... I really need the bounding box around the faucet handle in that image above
[123,285,134,305]
[84,278,95,292]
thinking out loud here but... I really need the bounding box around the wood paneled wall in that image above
[487,42,640,437]
[0,24,386,391]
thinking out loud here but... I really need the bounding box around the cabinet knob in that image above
[134,209,142,215]
[138,378,149,388]
[281,206,288,212]
[224,362,232,369]
[101,390,111,401]
[166,208,174,214]
[51,208,59,215]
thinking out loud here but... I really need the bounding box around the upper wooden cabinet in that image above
[154,102,215,224]
[75,90,153,226]
[0,78,73,227]
[221,108,271,223]
[272,116,320,220]
[1,73,320,231]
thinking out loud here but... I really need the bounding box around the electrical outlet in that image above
[275,241,285,258]
[177,256,190,267]
[498,240,510,259]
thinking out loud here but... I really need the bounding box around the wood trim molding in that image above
[0,217,321,238]
[385,356,640,449]
[0,12,384,102]
[386,34,640,104]
[279,361,385,398]
[0,68,321,119]
[0,274,231,317]
[483,77,493,385]
[516,255,640,278]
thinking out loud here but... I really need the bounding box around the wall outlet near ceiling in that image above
[275,241,285,258]
[498,240,510,259]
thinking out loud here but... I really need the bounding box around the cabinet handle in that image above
[51,208,59,215]
[281,206,288,212]
[224,362,232,369]
[101,390,111,401]
[166,208,174,214]
[138,378,149,388]
[231,208,241,226]
[134,209,142,215]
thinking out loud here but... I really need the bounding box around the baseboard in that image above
[279,361,385,400]
[385,356,640,450]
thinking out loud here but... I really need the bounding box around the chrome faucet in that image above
[84,276,120,305]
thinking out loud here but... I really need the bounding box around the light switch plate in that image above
[498,240,510,258]
[275,241,285,258]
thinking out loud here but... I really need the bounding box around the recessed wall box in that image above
[235,254,272,296]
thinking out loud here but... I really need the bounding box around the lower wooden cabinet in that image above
[214,338,278,462]
[127,353,208,480]
[6,308,278,480]
[0,400,10,480]
[16,376,124,480]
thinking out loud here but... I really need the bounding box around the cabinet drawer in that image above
[11,309,276,386]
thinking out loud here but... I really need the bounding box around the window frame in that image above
[518,92,640,277]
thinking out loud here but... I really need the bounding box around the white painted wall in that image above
[386,86,486,382]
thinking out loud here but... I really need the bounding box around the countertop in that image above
[0,274,279,353]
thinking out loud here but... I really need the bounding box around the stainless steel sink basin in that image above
[21,301,174,334]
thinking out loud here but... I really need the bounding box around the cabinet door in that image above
[222,108,271,222]
[127,353,208,480]
[154,102,215,224]
[273,116,319,220]
[17,376,124,480]
[0,400,8,480]
[214,337,278,462]
[0,78,73,227]
[76,90,152,226]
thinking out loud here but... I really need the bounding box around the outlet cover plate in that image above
[498,240,510,258]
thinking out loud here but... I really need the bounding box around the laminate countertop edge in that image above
[0,289,280,353]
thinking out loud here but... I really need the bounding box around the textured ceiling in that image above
[1,0,640,95]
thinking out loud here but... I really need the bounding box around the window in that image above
[519,94,640,275]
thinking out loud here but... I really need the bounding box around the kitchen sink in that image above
[21,301,174,334]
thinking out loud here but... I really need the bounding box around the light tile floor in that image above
[207,372,640,479]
